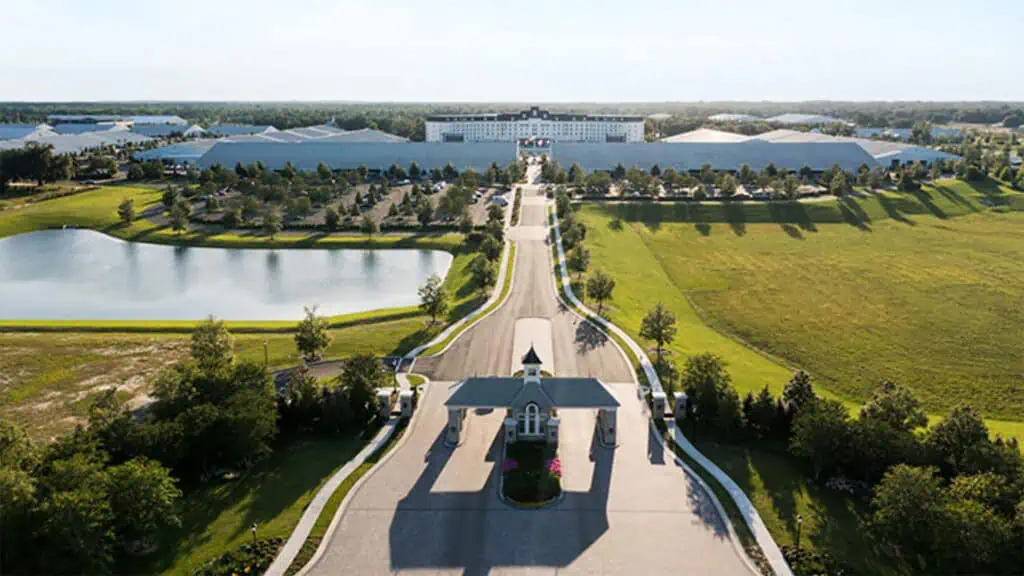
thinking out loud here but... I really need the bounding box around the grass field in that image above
[119,433,366,575]
[0,316,441,441]
[574,179,1024,439]
[563,181,1023,574]
[690,438,910,576]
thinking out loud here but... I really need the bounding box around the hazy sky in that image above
[2,0,1021,102]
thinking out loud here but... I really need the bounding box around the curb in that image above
[264,419,398,576]
[408,238,517,359]
[293,383,436,576]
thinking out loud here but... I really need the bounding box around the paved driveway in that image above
[415,185,633,384]
[304,181,757,575]
[306,379,755,575]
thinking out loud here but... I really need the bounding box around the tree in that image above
[829,171,847,196]
[117,197,135,224]
[127,164,145,181]
[567,244,590,282]
[781,370,815,413]
[789,398,851,480]
[107,457,182,544]
[408,161,421,180]
[294,305,331,361]
[169,199,191,234]
[263,206,282,239]
[387,203,399,217]
[324,206,340,231]
[586,270,615,315]
[639,303,677,364]
[221,207,241,228]
[417,274,449,324]
[458,209,474,234]
[339,353,386,425]
[719,174,737,198]
[480,235,501,261]
[361,215,378,238]
[416,198,433,227]
[486,202,504,224]
[681,353,732,431]
[870,465,946,562]
[470,255,496,295]
[860,380,928,432]
[161,186,179,209]
[189,315,234,375]
[317,162,332,182]
[924,404,993,477]
[613,163,626,180]
[783,175,799,199]
[738,163,754,185]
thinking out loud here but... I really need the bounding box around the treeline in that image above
[0,316,390,575]
[0,143,123,191]
[667,352,1024,575]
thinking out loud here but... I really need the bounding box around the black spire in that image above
[522,345,542,365]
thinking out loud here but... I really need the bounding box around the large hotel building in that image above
[425,106,644,143]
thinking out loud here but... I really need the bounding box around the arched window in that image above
[524,403,540,436]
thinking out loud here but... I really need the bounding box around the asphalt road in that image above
[415,184,634,383]
[303,174,757,575]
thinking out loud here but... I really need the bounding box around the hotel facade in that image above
[425,106,644,143]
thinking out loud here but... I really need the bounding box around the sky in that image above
[1,0,1022,102]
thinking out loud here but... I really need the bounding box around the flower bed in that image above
[502,441,562,505]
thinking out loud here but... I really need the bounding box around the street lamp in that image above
[795,514,803,550]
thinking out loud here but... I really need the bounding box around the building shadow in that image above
[388,421,612,574]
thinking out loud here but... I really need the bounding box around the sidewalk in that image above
[264,419,398,576]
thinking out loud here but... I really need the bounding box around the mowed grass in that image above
[575,179,1024,439]
[120,433,366,576]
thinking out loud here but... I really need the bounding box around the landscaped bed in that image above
[502,441,562,506]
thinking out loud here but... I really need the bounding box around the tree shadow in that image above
[838,197,871,231]
[909,189,947,219]
[779,223,804,239]
[931,183,976,211]
[767,201,818,232]
[876,193,916,226]
[574,320,609,353]
[723,201,747,237]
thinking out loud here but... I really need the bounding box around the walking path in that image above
[551,204,794,576]
[264,419,398,576]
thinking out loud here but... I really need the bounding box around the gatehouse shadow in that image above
[388,422,612,574]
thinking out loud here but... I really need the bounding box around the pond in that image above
[0,229,453,321]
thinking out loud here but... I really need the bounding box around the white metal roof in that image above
[660,128,751,143]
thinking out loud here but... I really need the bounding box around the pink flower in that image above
[502,458,519,472]
[546,458,562,477]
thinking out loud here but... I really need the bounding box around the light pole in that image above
[263,340,268,367]
[795,514,803,550]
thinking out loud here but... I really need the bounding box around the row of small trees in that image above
[555,188,616,314]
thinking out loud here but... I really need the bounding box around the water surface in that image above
[0,229,453,320]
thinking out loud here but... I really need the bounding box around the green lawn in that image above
[422,242,516,356]
[689,438,912,576]
[575,179,1024,440]
[120,434,366,575]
